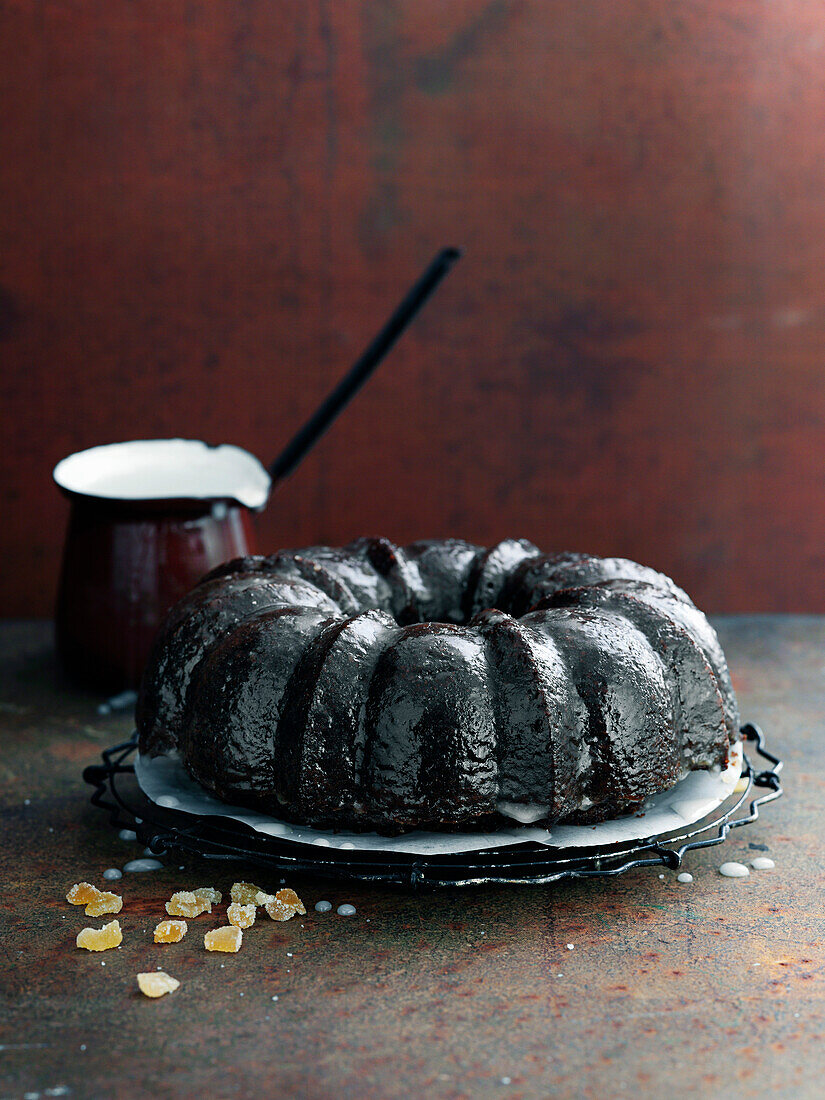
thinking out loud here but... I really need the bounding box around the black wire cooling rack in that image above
[82,722,783,888]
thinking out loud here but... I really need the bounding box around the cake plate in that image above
[83,722,783,888]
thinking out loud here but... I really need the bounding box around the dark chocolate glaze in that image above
[136,538,737,833]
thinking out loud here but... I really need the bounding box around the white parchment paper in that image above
[135,740,743,856]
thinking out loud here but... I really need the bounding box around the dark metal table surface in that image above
[0,617,821,1100]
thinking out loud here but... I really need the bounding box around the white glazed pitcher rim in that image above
[53,438,271,510]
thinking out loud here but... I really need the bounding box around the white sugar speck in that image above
[315,900,332,913]
[501,1077,512,1085]
[337,904,356,916]
[103,868,122,881]
[566,943,574,950]
[80,1045,86,1052]
[286,953,293,958]
[23,798,31,806]
[719,861,749,878]
[677,872,693,883]
[658,874,665,880]
[272,995,279,1001]
[751,857,775,870]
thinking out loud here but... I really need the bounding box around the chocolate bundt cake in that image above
[137,538,739,833]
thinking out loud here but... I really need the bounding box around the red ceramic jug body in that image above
[56,498,256,691]
[54,440,270,692]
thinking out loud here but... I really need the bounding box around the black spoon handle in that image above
[269,247,462,483]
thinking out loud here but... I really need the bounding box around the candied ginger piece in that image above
[137,971,180,998]
[194,886,222,905]
[166,891,210,918]
[67,882,102,906]
[76,919,122,951]
[227,902,256,929]
[230,881,263,905]
[85,891,123,917]
[256,887,306,922]
[154,919,188,943]
[204,925,243,953]
[276,888,306,915]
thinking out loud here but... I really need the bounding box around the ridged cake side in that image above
[137,538,737,833]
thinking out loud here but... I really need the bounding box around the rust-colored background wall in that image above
[2,0,825,616]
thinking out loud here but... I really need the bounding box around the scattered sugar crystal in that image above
[719,862,749,878]
[337,904,356,916]
[658,874,665,880]
[566,943,574,950]
[230,881,263,905]
[137,971,180,998]
[227,903,256,929]
[124,859,163,872]
[154,919,188,943]
[166,891,210,918]
[751,857,775,870]
[23,798,30,806]
[76,920,122,951]
[204,925,243,953]
[271,995,279,1001]
[315,900,332,912]
[118,829,137,842]
[677,873,694,883]
[85,891,122,917]
[501,1078,512,1086]
[103,868,122,881]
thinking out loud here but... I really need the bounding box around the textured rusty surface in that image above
[0,618,822,1099]
[4,2,825,616]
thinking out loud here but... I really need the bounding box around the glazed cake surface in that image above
[136,538,739,833]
